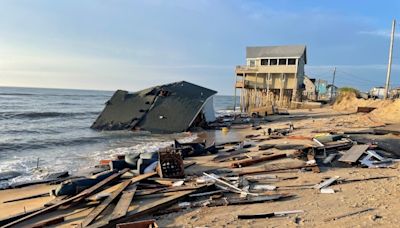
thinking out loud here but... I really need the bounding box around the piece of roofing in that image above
[91,81,217,133]
[246,45,307,63]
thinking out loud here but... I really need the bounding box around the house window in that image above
[261,59,269,65]
[279,59,287,65]
[249,60,255,67]
[288,58,296,65]
[270,59,278,65]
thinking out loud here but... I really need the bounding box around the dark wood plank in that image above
[231,153,287,168]
[81,180,132,227]
[81,172,156,227]
[92,184,211,228]
[109,186,137,221]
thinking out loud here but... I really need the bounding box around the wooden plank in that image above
[0,195,67,226]
[324,208,374,222]
[238,210,304,219]
[91,185,210,228]
[1,169,130,228]
[208,194,292,207]
[338,145,369,163]
[212,149,248,162]
[81,180,132,227]
[3,192,50,203]
[82,172,156,227]
[31,208,91,228]
[238,163,317,176]
[314,176,340,190]
[231,153,287,168]
[109,186,137,221]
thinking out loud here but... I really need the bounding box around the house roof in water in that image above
[91,81,217,133]
[246,45,307,63]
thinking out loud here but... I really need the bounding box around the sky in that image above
[1,0,400,95]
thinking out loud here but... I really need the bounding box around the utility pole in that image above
[330,67,336,102]
[384,19,396,99]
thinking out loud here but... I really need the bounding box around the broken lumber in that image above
[212,149,248,162]
[108,186,137,222]
[238,210,304,219]
[94,185,211,228]
[231,153,287,168]
[314,176,340,190]
[116,220,158,228]
[207,194,292,207]
[324,208,374,222]
[81,180,132,227]
[336,176,396,185]
[1,168,130,228]
[237,163,317,176]
[338,145,369,163]
[189,190,227,198]
[82,172,156,227]
[258,144,275,150]
[2,192,50,203]
[31,207,90,228]
[203,172,257,196]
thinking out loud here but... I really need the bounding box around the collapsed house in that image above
[91,81,217,133]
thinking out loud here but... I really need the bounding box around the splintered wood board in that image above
[338,145,369,163]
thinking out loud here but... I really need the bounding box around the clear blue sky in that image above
[1,0,400,94]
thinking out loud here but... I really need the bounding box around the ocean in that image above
[0,86,237,186]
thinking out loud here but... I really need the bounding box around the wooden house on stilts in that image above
[234,45,307,114]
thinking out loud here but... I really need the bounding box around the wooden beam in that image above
[314,176,340,190]
[324,208,374,222]
[31,208,91,228]
[92,185,210,228]
[231,153,287,168]
[1,169,130,228]
[109,186,137,221]
[2,192,50,203]
[237,163,317,176]
[81,180,132,227]
[82,172,156,227]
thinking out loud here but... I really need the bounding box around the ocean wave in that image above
[0,111,99,120]
[0,136,105,151]
[0,133,198,187]
[0,92,110,98]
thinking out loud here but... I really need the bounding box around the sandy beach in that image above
[1,106,399,227]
